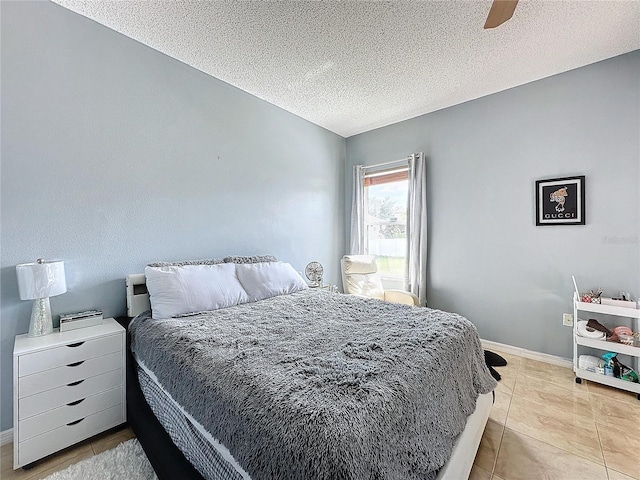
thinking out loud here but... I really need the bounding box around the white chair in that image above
[340,255,419,306]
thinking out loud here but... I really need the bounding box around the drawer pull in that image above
[67,380,85,387]
[67,342,85,348]
[67,398,85,406]
[67,418,85,426]
[66,361,85,367]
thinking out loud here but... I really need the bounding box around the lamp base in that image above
[28,297,54,337]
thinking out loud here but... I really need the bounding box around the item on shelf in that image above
[602,352,639,383]
[601,297,637,308]
[618,333,635,346]
[611,326,636,346]
[579,355,605,375]
[576,320,606,339]
[614,357,639,383]
[59,310,103,332]
[601,353,617,377]
[586,318,613,338]
[581,288,603,303]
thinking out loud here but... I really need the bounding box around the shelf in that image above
[574,368,640,395]
[575,300,640,318]
[573,294,640,399]
[575,335,639,357]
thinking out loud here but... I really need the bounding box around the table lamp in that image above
[16,259,67,337]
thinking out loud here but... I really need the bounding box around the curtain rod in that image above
[361,156,411,172]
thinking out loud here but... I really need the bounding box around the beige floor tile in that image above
[519,357,575,387]
[474,420,504,473]
[516,366,589,394]
[608,469,638,480]
[506,394,603,463]
[491,477,506,480]
[91,426,136,455]
[489,390,511,425]
[590,394,640,428]
[469,464,492,480]
[597,423,640,479]
[494,364,519,395]
[513,373,592,415]
[586,380,640,405]
[494,428,608,480]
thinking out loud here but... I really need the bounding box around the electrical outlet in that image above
[563,313,574,327]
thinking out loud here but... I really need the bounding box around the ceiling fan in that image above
[484,0,519,29]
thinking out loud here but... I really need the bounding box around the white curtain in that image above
[350,165,366,254]
[406,152,428,306]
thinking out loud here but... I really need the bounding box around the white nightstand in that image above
[13,318,126,469]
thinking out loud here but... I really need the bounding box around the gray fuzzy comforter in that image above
[130,289,496,480]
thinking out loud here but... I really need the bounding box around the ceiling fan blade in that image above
[484,0,519,29]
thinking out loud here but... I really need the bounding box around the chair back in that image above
[340,255,385,300]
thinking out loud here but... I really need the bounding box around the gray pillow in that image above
[147,258,224,268]
[223,255,277,264]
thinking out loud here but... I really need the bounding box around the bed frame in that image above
[124,273,492,480]
[122,319,204,479]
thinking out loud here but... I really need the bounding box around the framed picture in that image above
[535,175,585,226]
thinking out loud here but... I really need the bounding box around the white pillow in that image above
[145,263,248,319]
[235,262,308,302]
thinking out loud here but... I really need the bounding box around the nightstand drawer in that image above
[19,351,122,398]
[18,404,124,467]
[19,369,122,420]
[19,386,123,441]
[18,334,122,377]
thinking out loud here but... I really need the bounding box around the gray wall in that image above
[0,2,345,431]
[347,50,640,360]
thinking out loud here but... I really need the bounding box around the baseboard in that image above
[0,428,12,446]
[481,339,573,369]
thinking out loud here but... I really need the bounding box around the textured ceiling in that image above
[52,0,640,137]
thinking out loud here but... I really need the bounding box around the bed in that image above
[124,256,496,480]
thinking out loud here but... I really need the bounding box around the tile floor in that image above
[471,349,640,480]
[1,349,639,480]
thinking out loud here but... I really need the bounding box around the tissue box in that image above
[59,311,103,332]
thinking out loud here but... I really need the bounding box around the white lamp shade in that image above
[16,260,67,300]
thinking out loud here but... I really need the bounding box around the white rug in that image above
[44,439,157,480]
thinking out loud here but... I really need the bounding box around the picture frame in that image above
[535,175,585,226]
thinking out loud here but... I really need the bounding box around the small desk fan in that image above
[305,261,323,287]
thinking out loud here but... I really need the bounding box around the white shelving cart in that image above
[573,293,640,400]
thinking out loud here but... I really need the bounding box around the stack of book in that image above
[59,310,103,332]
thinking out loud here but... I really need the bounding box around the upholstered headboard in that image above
[126,273,150,318]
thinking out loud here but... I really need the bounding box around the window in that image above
[363,167,408,290]
[351,153,427,304]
